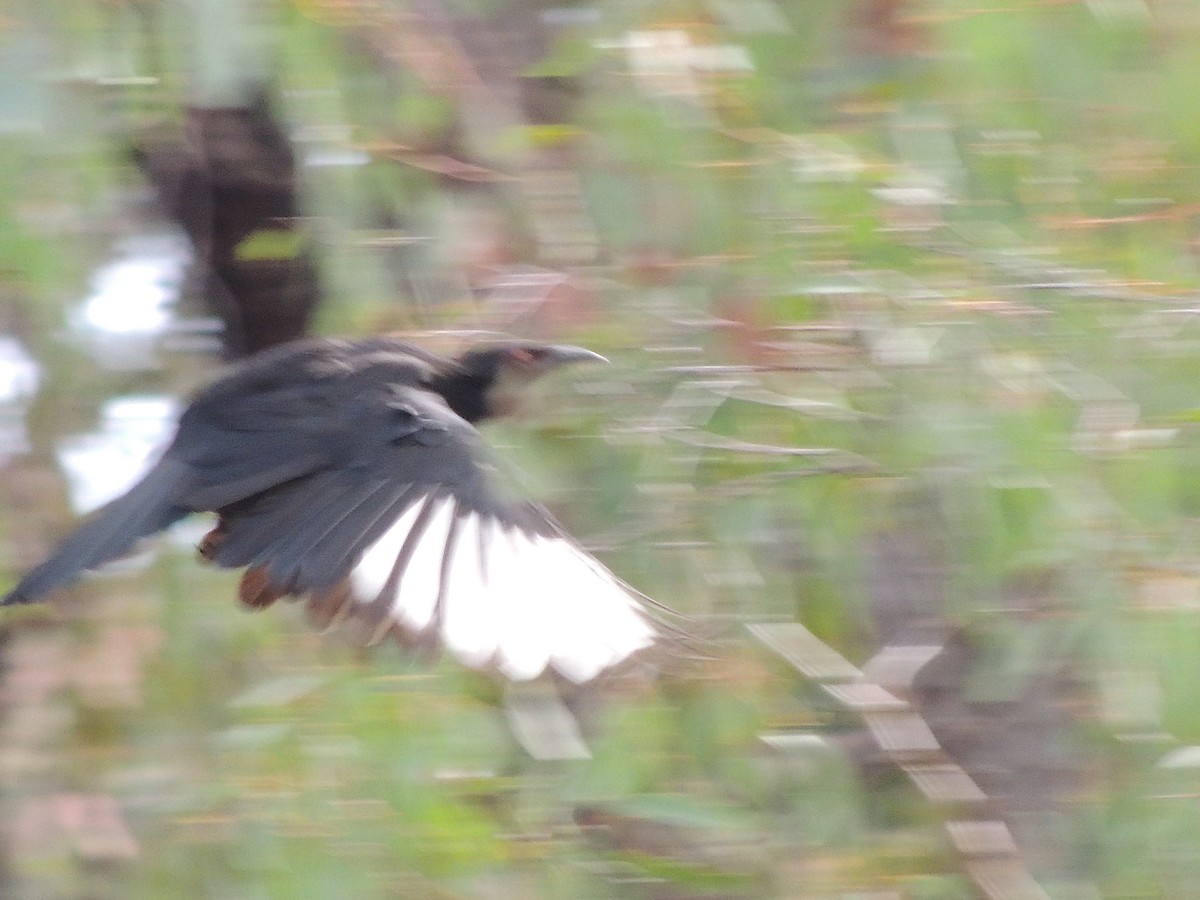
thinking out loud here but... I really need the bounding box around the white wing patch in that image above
[391,495,454,630]
[348,493,656,682]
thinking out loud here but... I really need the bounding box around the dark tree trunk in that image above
[132,91,321,358]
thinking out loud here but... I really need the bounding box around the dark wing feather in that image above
[206,385,659,682]
[173,337,449,509]
[206,385,494,589]
[211,470,355,569]
[293,482,423,590]
[212,475,419,592]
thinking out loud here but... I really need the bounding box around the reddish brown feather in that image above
[238,567,286,609]
[197,520,227,561]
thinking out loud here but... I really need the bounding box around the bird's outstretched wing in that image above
[202,384,658,683]
[4,340,662,682]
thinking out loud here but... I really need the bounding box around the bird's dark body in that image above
[3,338,657,681]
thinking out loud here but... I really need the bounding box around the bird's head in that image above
[445,342,608,422]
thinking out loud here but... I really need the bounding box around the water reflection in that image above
[0,335,39,403]
[0,336,39,460]
[0,334,40,460]
[69,231,202,369]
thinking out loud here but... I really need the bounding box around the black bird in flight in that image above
[3,338,663,683]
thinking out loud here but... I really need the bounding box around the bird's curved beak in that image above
[542,345,609,369]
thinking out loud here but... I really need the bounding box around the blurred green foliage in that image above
[7,0,1200,898]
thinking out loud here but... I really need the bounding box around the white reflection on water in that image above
[0,334,40,460]
[0,335,39,403]
[70,232,194,369]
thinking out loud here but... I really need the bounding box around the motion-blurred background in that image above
[2,1,1200,897]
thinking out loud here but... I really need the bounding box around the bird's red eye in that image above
[510,347,542,366]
